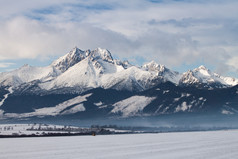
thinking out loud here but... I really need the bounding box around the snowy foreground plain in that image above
[1,130,238,159]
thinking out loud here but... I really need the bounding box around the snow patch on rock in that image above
[112,96,156,117]
[61,104,85,115]
[4,93,91,118]
[174,98,180,102]
[94,102,103,106]
[0,87,13,107]
[222,110,234,115]
[175,102,192,112]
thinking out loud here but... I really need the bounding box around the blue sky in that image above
[0,0,238,77]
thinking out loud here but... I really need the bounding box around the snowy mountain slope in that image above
[179,65,238,87]
[142,61,181,84]
[40,56,127,91]
[0,47,116,89]
[37,48,170,92]
[0,64,60,87]
[0,47,237,95]
[219,75,238,86]
[111,96,156,117]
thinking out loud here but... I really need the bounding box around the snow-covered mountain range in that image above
[0,47,237,93]
[0,47,237,120]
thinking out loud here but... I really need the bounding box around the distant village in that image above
[0,124,113,138]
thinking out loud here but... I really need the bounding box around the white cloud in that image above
[0,0,238,77]
[0,16,136,60]
[227,56,238,71]
[0,62,14,68]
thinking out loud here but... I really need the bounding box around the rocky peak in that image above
[114,60,132,69]
[142,61,166,73]
[180,70,199,85]
[52,47,86,72]
[197,65,207,70]
[193,65,211,77]
[89,48,114,63]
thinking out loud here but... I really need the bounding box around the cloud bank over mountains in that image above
[0,0,238,77]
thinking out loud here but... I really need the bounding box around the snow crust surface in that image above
[0,130,238,159]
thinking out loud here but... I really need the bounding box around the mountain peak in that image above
[1,47,237,93]
[52,47,86,72]
[143,60,158,68]
[194,65,211,77]
[197,65,208,70]
[68,47,87,57]
[50,47,115,73]
[144,60,159,66]
[19,64,31,70]
[90,48,113,63]
[142,61,166,73]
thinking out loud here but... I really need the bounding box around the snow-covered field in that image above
[0,130,238,159]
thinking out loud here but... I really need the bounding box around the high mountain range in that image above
[0,47,237,120]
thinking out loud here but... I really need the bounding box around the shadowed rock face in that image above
[0,82,237,120]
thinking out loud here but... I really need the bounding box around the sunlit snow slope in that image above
[0,47,237,93]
